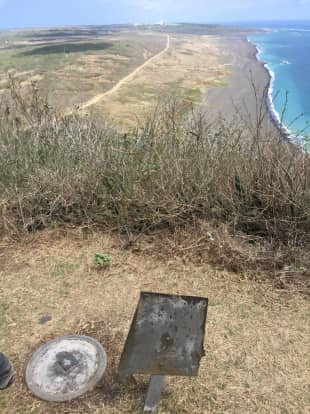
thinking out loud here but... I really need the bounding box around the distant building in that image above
[155,20,166,26]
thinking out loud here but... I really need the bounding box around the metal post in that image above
[144,375,165,413]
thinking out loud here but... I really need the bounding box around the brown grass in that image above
[0,229,309,413]
[0,32,167,111]
[1,84,310,285]
[1,28,309,413]
[89,34,229,128]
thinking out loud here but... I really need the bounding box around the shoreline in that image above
[203,32,302,145]
[246,35,297,144]
[203,33,277,135]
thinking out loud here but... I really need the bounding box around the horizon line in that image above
[1,19,310,32]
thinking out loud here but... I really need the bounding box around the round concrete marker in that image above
[25,335,107,402]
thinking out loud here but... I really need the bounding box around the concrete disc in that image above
[25,335,107,402]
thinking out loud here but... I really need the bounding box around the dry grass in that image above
[0,32,167,111]
[0,27,308,413]
[2,85,310,283]
[89,35,229,128]
[0,229,309,413]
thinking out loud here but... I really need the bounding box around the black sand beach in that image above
[204,34,277,135]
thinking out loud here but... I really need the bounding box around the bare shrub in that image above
[1,80,310,281]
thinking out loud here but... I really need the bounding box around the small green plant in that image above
[94,253,112,268]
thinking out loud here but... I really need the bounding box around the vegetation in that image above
[1,231,308,414]
[95,253,112,268]
[0,78,309,414]
[0,30,167,114]
[0,25,308,414]
[1,81,310,283]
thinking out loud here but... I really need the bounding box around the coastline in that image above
[247,35,296,143]
[203,33,280,137]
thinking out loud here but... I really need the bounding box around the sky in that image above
[0,0,309,29]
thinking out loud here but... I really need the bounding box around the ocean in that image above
[247,21,310,143]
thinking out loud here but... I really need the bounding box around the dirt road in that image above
[74,35,170,112]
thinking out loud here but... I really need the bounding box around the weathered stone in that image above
[38,314,52,325]
[25,335,107,402]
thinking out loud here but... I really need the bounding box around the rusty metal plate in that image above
[119,292,208,378]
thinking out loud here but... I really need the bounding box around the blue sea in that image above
[247,21,310,143]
